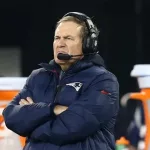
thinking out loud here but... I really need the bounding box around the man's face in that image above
[53,21,83,65]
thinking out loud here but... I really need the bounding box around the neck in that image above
[60,64,72,71]
[59,56,84,71]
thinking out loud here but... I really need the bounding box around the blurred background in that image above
[0,0,150,149]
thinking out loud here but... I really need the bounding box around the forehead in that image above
[55,21,81,36]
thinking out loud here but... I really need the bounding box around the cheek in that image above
[69,43,82,55]
[53,41,56,50]
[53,42,57,54]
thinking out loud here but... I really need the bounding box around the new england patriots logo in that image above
[66,82,83,91]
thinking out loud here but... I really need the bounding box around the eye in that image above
[54,36,60,40]
[66,37,73,40]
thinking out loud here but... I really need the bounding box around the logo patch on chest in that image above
[66,82,83,91]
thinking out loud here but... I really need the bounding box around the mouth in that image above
[57,50,68,55]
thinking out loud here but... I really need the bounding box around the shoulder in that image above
[99,66,118,83]
[82,66,119,96]
[26,68,53,86]
[30,68,49,78]
[80,65,119,92]
[87,66,119,93]
[87,65,118,83]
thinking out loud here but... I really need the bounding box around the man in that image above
[2,12,119,150]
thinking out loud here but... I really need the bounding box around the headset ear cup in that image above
[63,12,99,53]
[86,37,90,49]
[83,36,92,54]
[93,38,98,51]
[83,34,98,53]
[82,37,87,53]
[87,36,94,50]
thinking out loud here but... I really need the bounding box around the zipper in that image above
[54,85,63,103]
[53,72,59,103]
[53,73,73,104]
[52,65,78,104]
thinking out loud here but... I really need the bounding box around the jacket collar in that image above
[39,54,105,75]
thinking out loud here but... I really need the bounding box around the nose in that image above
[57,38,66,47]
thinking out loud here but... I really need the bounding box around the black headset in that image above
[63,12,99,54]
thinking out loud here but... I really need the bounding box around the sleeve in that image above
[2,70,55,137]
[30,73,119,145]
